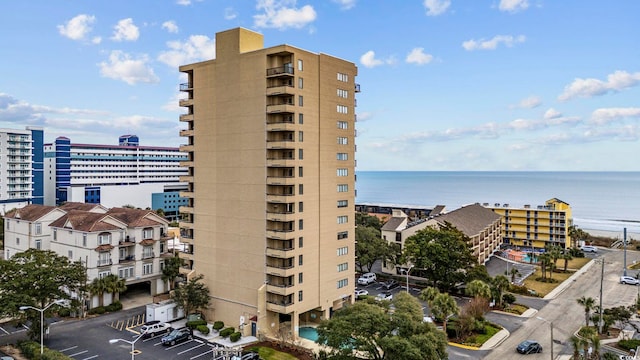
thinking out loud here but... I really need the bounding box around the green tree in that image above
[103,274,127,302]
[316,293,447,360]
[354,225,387,273]
[171,274,211,317]
[539,253,552,281]
[465,280,491,301]
[577,296,596,327]
[162,254,184,290]
[88,277,108,307]
[355,213,382,230]
[403,224,477,292]
[418,286,440,305]
[562,251,574,272]
[569,225,590,248]
[430,292,459,336]
[570,335,586,360]
[491,275,510,307]
[0,249,85,340]
[507,266,520,284]
[466,264,492,284]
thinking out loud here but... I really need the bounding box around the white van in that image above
[357,272,377,285]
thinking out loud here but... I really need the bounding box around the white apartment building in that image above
[2,204,66,260]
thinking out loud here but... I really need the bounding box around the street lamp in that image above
[19,299,70,355]
[109,331,146,360]
[402,265,415,293]
[536,316,553,360]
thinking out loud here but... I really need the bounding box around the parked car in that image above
[355,289,369,298]
[140,320,171,338]
[231,352,261,360]
[357,272,377,285]
[620,276,640,285]
[580,245,598,253]
[375,292,393,302]
[161,327,193,346]
[381,279,400,290]
[516,340,542,354]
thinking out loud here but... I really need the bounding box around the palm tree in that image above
[162,254,184,291]
[89,277,107,307]
[104,274,127,302]
[539,253,552,280]
[419,286,440,305]
[577,296,596,327]
[466,279,492,300]
[590,334,601,360]
[491,275,510,307]
[570,335,586,360]
[562,251,574,272]
[507,267,520,284]
[430,293,459,337]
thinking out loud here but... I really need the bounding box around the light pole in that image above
[109,331,146,360]
[19,299,70,355]
[536,316,553,360]
[402,265,415,293]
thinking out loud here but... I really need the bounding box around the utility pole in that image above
[624,227,628,276]
[599,258,604,334]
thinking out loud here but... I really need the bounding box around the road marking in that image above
[59,346,78,352]
[191,349,213,359]
[178,343,205,354]
[68,350,88,357]
[81,355,99,360]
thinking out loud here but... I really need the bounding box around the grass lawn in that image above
[503,303,528,315]
[462,323,501,347]
[523,257,591,296]
[248,347,299,360]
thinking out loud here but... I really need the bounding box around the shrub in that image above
[18,340,73,359]
[220,327,235,337]
[58,308,71,317]
[186,319,207,330]
[88,306,105,315]
[229,331,241,342]
[213,321,224,330]
[619,339,640,351]
[105,301,122,312]
[196,324,210,335]
[502,293,516,305]
[508,284,531,295]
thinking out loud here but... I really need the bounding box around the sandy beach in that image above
[584,228,640,241]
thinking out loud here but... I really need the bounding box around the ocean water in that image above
[355,171,640,233]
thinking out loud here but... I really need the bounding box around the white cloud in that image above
[157,35,216,68]
[333,0,356,10]
[590,107,640,125]
[543,108,562,120]
[176,0,202,5]
[558,70,640,101]
[57,14,96,41]
[462,35,526,51]
[91,37,102,44]
[111,18,140,42]
[98,50,159,85]
[499,0,529,13]
[254,0,317,30]
[224,7,238,20]
[516,95,542,109]
[360,50,395,68]
[405,48,434,65]
[423,0,450,16]
[162,21,179,33]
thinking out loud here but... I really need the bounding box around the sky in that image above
[1,0,639,171]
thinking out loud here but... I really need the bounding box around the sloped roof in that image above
[49,210,122,232]
[381,216,407,232]
[430,205,446,216]
[106,207,166,228]
[4,204,59,221]
[432,203,501,237]
[58,202,108,213]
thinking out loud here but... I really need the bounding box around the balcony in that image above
[119,255,135,263]
[266,194,295,203]
[180,82,193,91]
[266,176,295,186]
[141,252,155,260]
[266,141,295,150]
[179,162,194,170]
[179,221,194,230]
[266,158,296,168]
[266,85,295,96]
[180,205,194,214]
[355,83,361,93]
[266,283,295,296]
[266,122,296,132]
[266,298,294,313]
[266,246,294,258]
[266,65,294,77]
[180,129,194,137]
[179,113,194,122]
[179,98,193,107]
[97,259,113,267]
[179,144,194,153]
[119,237,136,246]
[266,212,295,222]
[266,104,295,114]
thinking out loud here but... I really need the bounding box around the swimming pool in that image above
[299,326,319,341]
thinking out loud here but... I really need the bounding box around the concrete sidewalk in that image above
[544,258,596,300]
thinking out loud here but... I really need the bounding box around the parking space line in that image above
[0,327,9,335]
[178,343,205,355]
[81,356,99,360]
[68,350,88,357]
[164,339,195,350]
[59,346,78,352]
[191,349,213,359]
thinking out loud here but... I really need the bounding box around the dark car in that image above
[516,340,542,354]
[161,327,192,346]
[381,279,399,290]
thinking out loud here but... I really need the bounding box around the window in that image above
[337,168,348,176]
[298,167,303,177]
[143,263,153,275]
[298,290,303,302]
[35,223,42,235]
[298,131,303,142]
[337,105,348,114]
[160,260,165,271]
[298,219,303,230]
[299,237,303,248]
[338,263,348,272]
[143,246,154,259]
[298,77,303,89]
[298,96,303,107]
[337,121,348,129]
[337,184,348,192]
[5,221,8,230]
[118,267,134,279]
[99,271,111,279]
[298,202,303,212]
[16,238,20,245]
[298,149,303,159]
[337,246,348,256]
[337,200,348,208]
[298,59,303,71]
[299,184,304,195]
[337,72,348,82]
[83,234,87,247]
[337,137,348,145]
[53,229,57,241]
[298,254,303,266]
[298,272,303,284]
[337,89,348,98]
[337,279,348,288]
[35,239,41,250]
[299,113,304,124]
[337,153,348,161]
[143,228,153,239]
[337,215,348,224]
[98,233,111,245]
[68,250,73,259]
[337,231,348,240]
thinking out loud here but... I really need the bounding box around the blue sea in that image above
[355,171,640,234]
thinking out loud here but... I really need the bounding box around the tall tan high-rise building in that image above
[178,28,358,339]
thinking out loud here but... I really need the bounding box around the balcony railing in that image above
[141,252,155,260]
[180,82,192,91]
[97,259,113,267]
[266,65,294,76]
[119,255,135,262]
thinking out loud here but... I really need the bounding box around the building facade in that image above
[43,136,188,210]
[178,28,359,339]
[485,198,573,249]
[0,126,44,211]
